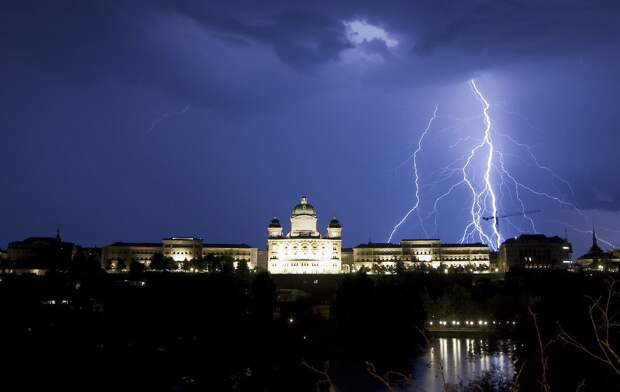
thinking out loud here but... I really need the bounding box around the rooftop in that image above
[355,242,401,249]
[107,242,161,248]
[204,243,254,249]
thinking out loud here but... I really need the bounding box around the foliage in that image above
[129,260,146,275]
[115,258,126,271]
[221,257,235,276]
[149,253,165,270]
[235,260,250,281]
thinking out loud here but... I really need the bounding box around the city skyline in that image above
[2,2,620,256]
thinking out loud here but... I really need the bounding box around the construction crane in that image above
[482,210,541,229]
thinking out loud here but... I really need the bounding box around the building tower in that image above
[289,195,319,238]
[327,218,342,239]
[268,217,283,238]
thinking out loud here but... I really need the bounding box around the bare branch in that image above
[365,361,413,392]
[557,278,620,377]
[529,306,551,392]
[300,359,336,392]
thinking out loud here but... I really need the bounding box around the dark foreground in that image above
[1,269,618,391]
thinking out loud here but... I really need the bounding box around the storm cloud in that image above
[1,0,619,255]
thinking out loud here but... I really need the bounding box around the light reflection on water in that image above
[412,337,515,391]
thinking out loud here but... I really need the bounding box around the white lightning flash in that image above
[388,79,589,251]
[459,79,501,250]
[388,106,439,243]
[146,105,190,134]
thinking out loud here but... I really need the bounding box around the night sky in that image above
[1,1,619,256]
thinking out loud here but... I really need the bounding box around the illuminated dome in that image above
[328,218,341,228]
[291,196,317,217]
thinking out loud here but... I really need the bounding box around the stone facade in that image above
[267,196,342,274]
[499,234,572,271]
[352,240,490,272]
[102,238,258,269]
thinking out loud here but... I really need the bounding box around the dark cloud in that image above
[3,1,619,93]
[1,0,619,255]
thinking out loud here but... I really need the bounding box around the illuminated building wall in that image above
[353,243,403,272]
[163,237,203,262]
[499,234,572,272]
[267,196,342,274]
[101,242,161,267]
[341,248,353,273]
[202,244,257,269]
[352,240,490,272]
[102,238,258,269]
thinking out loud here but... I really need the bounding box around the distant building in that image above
[0,248,7,261]
[352,240,490,272]
[257,249,268,271]
[341,248,353,273]
[353,242,402,272]
[498,234,572,271]
[101,238,258,270]
[163,237,203,261]
[576,232,620,273]
[5,231,75,274]
[101,242,161,268]
[202,243,257,267]
[489,251,500,272]
[78,246,102,261]
[267,196,342,274]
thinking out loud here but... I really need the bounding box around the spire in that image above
[592,227,597,248]
[590,226,602,253]
[56,226,61,242]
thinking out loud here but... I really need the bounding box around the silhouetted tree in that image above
[372,263,385,275]
[221,256,235,276]
[104,259,113,270]
[206,254,222,273]
[162,256,176,272]
[116,258,126,271]
[236,260,250,281]
[251,271,276,323]
[192,257,207,272]
[149,252,165,270]
[129,260,146,275]
[395,260,406,275]
[181,259,192,271]
[69,248,102,278]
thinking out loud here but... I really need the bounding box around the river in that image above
[410,337,516,391]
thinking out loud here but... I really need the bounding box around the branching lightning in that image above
[146,105,190,134]
[388,106,439,242]
[388,79,591,251]
[459,79,501,249]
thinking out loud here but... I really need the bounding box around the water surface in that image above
[410,337,515,391]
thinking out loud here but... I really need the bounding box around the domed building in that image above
[267,196,342,274]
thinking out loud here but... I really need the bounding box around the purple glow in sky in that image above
[1,1,619,256]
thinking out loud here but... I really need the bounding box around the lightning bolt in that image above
[388,78,592,252]
[146,105,190,134]
[459,79,501,250]
[388,106,439,243]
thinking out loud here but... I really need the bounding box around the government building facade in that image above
[102,238,257,270]
[267,196,342,274]
[346,240,491,273]
[265,196,492,274]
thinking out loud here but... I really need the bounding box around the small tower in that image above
[268,217,283,238]
[327,217,342,239]
[591,227,603,253]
